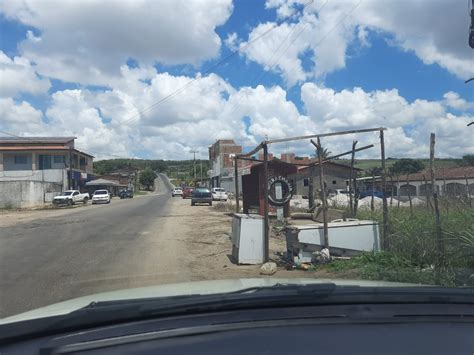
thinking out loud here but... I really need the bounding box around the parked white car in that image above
[92,189,111,204]
[53,190,89,206]
[172,187,183,197]
[211,187,228,201]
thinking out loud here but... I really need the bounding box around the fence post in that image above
[316,138,329,248]
[430,133,444,284]
[262,143,269,262]
[234,156,240,213]
[349,140,357,216]
[380,129,389,249]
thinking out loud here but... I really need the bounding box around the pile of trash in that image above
[328,194,350,208]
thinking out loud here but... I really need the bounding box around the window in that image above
[80,157,86,166]
[14,155,27,164]
[332,180,337,185]
[303,178,309,187]
[53,155,65,164]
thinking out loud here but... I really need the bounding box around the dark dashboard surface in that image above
[2,303,473,354]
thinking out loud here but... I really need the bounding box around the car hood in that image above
[0,278,419,325]
[53,196,69,199]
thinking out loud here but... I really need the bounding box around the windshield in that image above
[0,0,472,325]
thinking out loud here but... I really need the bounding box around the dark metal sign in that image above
[268,175,294,206]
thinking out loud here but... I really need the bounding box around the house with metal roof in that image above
[0,136,95,207]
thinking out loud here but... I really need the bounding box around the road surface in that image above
[0,174,180,318]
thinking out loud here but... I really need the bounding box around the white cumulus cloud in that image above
[0,0,233,86]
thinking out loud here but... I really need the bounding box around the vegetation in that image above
[93,159,167,175]
[323,205,474,286]
[461,154,474,166]
[93,158,210,185]
[388,158,425,175]
[138,168,156,191]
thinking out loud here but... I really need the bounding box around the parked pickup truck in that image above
[211,187,228,201]
[53,190,89,206]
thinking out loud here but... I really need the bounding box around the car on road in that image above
[52,190,89,206]
[211,187,228,201]
[119,189,134,199]
[191,187,212,206]
[182,186,194,199]
[92,189,111,204]
[172,187,183,197]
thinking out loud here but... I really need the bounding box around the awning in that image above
[85,179,119,186]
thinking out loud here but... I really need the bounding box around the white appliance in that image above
[285,220,380,261]
[231,214,264,264]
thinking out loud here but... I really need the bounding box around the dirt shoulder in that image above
[169,198,340,281]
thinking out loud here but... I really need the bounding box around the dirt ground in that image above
[169,198,340,281]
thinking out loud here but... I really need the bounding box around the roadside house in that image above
[0,136,94,208]
[289,161,363,197]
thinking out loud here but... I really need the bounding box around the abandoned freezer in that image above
[285,220,380,260]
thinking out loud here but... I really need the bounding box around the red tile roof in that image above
[403,166,474,181]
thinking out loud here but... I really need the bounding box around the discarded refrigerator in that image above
[231,214,264,264]
[285,219,380,262]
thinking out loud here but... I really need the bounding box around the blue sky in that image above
[0,0,473,159]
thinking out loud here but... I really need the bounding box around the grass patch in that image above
[323,206,474,286]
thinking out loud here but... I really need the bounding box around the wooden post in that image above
[371,174,375,212]
[430,133,444,283]
[349,140,358,216]
[406,174,413,215]
[422,174,432,210]
[397,175,401,209]
[380,129,389,249]
[316,138,329,248]
[308,165,314,209]
[234,156,240,213]
[262,143,270,262]
[353,170,359,216]
[465,175,472,208]
[443,174,448,213]
[390,173,394,207]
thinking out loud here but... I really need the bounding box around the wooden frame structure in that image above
[234,127,388,262]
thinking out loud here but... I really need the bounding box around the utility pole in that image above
[190,150,198,185]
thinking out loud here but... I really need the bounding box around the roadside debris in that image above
[260,262,277,275]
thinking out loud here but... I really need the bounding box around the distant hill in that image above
[93,159,210,183]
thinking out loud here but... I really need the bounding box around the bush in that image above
[325,206,474,286]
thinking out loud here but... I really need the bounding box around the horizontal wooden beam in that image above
[267,127,385,145]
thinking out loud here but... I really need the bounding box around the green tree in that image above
[139,168,156,190]
[389,159,425,175]
[461,154,474,166]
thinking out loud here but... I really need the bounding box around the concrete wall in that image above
[394,178,474,197]
[3,153,32,171]
[0,169,68,208]
[0,180,65,208]
[0,169,66,183]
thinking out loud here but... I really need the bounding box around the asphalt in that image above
[0,174,174,318]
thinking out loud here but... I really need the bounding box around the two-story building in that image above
[0,136,94,208]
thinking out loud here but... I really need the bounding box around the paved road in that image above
[0,174,174,318]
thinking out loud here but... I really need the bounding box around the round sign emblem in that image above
[268,175,294,206]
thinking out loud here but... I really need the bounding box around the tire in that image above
[191,202,195,206]
[107,199,111,204]
[92,201,96,205]
[67,199,72,206]
[83,197,88,204]
[209,201,212,206]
